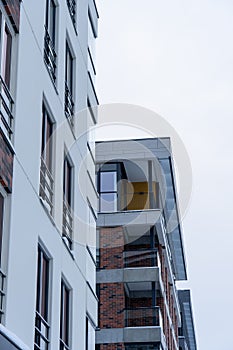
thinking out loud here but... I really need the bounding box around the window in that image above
[86,317,95,350]
[34,246,50,350]
[39,104,54,216]
[66,0,76,26]
[1,23,12,88]
[64,42,74,126]
[62,154,73,248]
[0,193,4,264]
[98,164,118,212]
[60,280,71,350]
[44,0,57,83]
[0,12,14,139]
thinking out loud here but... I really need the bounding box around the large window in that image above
[98,164,118,212]
[62,154,73,248]
[64,42,74,126]
[44,0,57,83]
[34,246,50,350]
[60,280,71,350]
[39,104,54,216]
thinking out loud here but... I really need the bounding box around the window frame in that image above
[34,244,51,350]
[60,279,71,350]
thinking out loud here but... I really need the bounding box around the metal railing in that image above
[34,311,50,350]
[44,27,57,83]
[0,76,14,140]
[124,249,160,268]
[64,83,74,128]
[125,306,163,328]
[67,0,76,25]
[0,269,6,323]
[39,157,54,216]
[62,199,73,249]
[60,339,70,350]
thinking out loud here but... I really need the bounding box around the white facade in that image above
[0,0,99,349]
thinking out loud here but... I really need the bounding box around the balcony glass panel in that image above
[124,249,159,268]
[125,306,162,328]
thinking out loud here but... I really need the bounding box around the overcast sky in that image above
[95,1,233,349]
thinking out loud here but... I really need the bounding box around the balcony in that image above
[62,199,73,249]
[64,83,74,128]
[39,157,54,216]
[125,306,163,328]
[124,249,160,269]
[0,269,6,323]
[67,0,76,25]
[0,76,14,140]
[44,27,57,83]
[34,311,50,350]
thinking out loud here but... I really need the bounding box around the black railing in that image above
[124,249,160,268]
[44,27,57,83]
[62,199,73,249]
[39,157,54,216]
[60,339,70,350]
[34,311,50,350]
[64,83,74,128]
[0,76,14,140]
[0,270,6,323]
[67,0,76,25]
[125,306,162,328]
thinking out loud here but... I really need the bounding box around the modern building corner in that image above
[95,138,197,350]
[0,0,99,349]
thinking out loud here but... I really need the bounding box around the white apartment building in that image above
[0,0,99,349]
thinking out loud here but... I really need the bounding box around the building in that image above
[178,290,197,350]
[95,138,197,350]
[0,0,99,349]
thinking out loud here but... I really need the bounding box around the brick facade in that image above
[0,131,14,193]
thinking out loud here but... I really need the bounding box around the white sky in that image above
[95,1,233,349]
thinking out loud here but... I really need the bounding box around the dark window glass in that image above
[34,246,50,350]
[65,43,73,96]
[41,105,53,171]
[60,281,70,349]
[2,25,12,88]
[45,0,56,45]
[63,156,72,207]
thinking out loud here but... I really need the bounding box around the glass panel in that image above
[0,194,4,264]
[2,25,12,88]
[100,172,117,192]
[100,193,117,212]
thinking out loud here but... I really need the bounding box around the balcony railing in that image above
[0,76,14,140]
[62,199,73,249]
[34,311,50,350]
[44,27,57,83]
[0,269,6,323]
[60,339,70,350]
[67,0,76,25]
[39,157,54,216]
[124,249,160,269]
[64,83,74,128]
[125,306,163,328]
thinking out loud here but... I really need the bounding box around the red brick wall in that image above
[2,0,21,32]
[0,131,13,193]
[99,283,125,328]
[99,227,124,270]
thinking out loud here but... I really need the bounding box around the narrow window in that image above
[0,194,4,264]
[86,317,95,350]
[44,0,57,82]
[1,24,12,88]
[64,42,74,126]
[62,155,73,248]
[98,165,118,212]
[34,246,50,350]
[60,280,70,350]
[0,192,6,323]
[40,104,54,216]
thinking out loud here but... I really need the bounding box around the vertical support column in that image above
[148,160,154,209]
